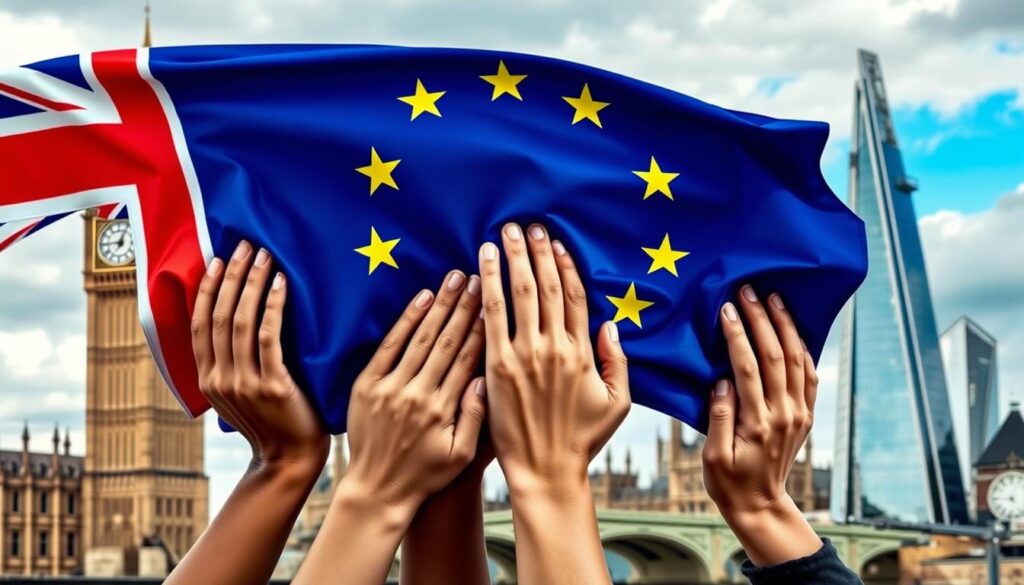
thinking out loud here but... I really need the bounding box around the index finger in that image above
[720,301,768,425]
[190,258,223,377]
[478,242,510,350]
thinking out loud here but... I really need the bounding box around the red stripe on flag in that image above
[0,82,82,112]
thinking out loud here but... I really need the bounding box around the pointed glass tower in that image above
[831,50,969,525]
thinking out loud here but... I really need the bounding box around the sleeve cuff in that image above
[740,538,843,584]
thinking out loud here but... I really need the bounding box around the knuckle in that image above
[413,331,433,351]
[512,280,536,299]
[211,312,231,333]
[765,347,785,367]
[737,357,760,381]
[454,348,478,372]
[224,266,244,282]
[232,315,250,335]
[484,298,505,316]
[749,423,770,443]
[434,293,455,310]
[257,326,276,348]
[807,368,820,387]
[190,318,204,337]
[566,284,587,307]
[543,281,563,301]
[245,271,262,287]
[787,350,806,370]
[436,334,459,356]
[709,405,732,423]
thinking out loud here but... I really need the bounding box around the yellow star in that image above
[605,282,654,328]
[642,234,689,276]
[398,79,445,120]
[562,83,610,128]
[354,227,400,274]
[632,156,679,200]
[481,60,527,101]
[355,147,401,195]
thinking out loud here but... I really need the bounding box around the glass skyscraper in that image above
[940,317,1000,500]
[831,50,969,525]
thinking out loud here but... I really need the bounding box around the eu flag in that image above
[0,45,867,431]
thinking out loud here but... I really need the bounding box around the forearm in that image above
[723,496,823,567]
[293,481,415,585]
[510,475,610,585]
[400,471,490,585]
[166,456,323,585]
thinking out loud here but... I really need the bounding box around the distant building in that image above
[973,402,1024,525]
[0,425,83,576]
[940,316,1000,507]
[588,419,826,515]
[831,49,968,525]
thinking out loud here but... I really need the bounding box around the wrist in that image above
[333,477,418,534]
[722,496,822,567]
[504,459,590,502]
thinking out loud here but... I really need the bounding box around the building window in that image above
[66,493,76,516]
[65,532,77,558]
[38,530,49,557]
[10,530,20,557]
[11,490,21,513]
[39,491,49,514]
[186,500,192,517]
[156,498,162,516]
[176,499,183,517]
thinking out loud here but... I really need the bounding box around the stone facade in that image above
[0,427,83,576]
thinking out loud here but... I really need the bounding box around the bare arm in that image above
[478,224,631,585]
[293,271,488,585]
[167,242,330,585]
[400,441,493,585]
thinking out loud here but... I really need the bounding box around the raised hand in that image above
[192,241,328,465]
[479,223,630,585]
[294,270,487,585]
[168,241,328,585]
[702,286,823,567]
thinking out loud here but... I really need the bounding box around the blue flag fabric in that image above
[7,45,868,432]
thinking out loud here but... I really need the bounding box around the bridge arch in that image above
[601,532,712,584]
[858,545,900,585]
[484,535,518,585]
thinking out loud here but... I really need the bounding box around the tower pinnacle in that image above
[143,2,152,48]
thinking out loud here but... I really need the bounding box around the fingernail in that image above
[475,378,486,397]
[272,272,284,290]
[722,302,738,321]
[255,248,269,267]
[529,225,545,240]
[467,275,481,296]
[608,321,619,343]
[206,258,222,276]
[770,294,785,310]
[714,379,731,397]
[552,240,566,256]
[415,290,433,309]
[505,224,521,241]
[741,285,757,303]
[232,241,250,261]
[447,271,465,291]
[481,242,498,260]
[479,307,485,319]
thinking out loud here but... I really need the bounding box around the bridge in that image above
[482,509,917,584]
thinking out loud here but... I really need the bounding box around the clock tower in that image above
[974,402,1024,525]
[81,210,208,573]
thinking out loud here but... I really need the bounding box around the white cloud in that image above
[0,330,53,378]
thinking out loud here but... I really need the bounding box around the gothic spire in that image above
[143,2,152,48]
[64,427,71,456]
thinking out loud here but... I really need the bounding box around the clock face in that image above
[988,470,1024,521]
[97,220,135,267]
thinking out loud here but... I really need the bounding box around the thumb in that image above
[704,379,736,462]
[452,377,487,462]
[597,322,630,399]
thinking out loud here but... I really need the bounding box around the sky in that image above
[0,0,1021,515]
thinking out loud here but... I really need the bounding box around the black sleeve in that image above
[740,539,863,585]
